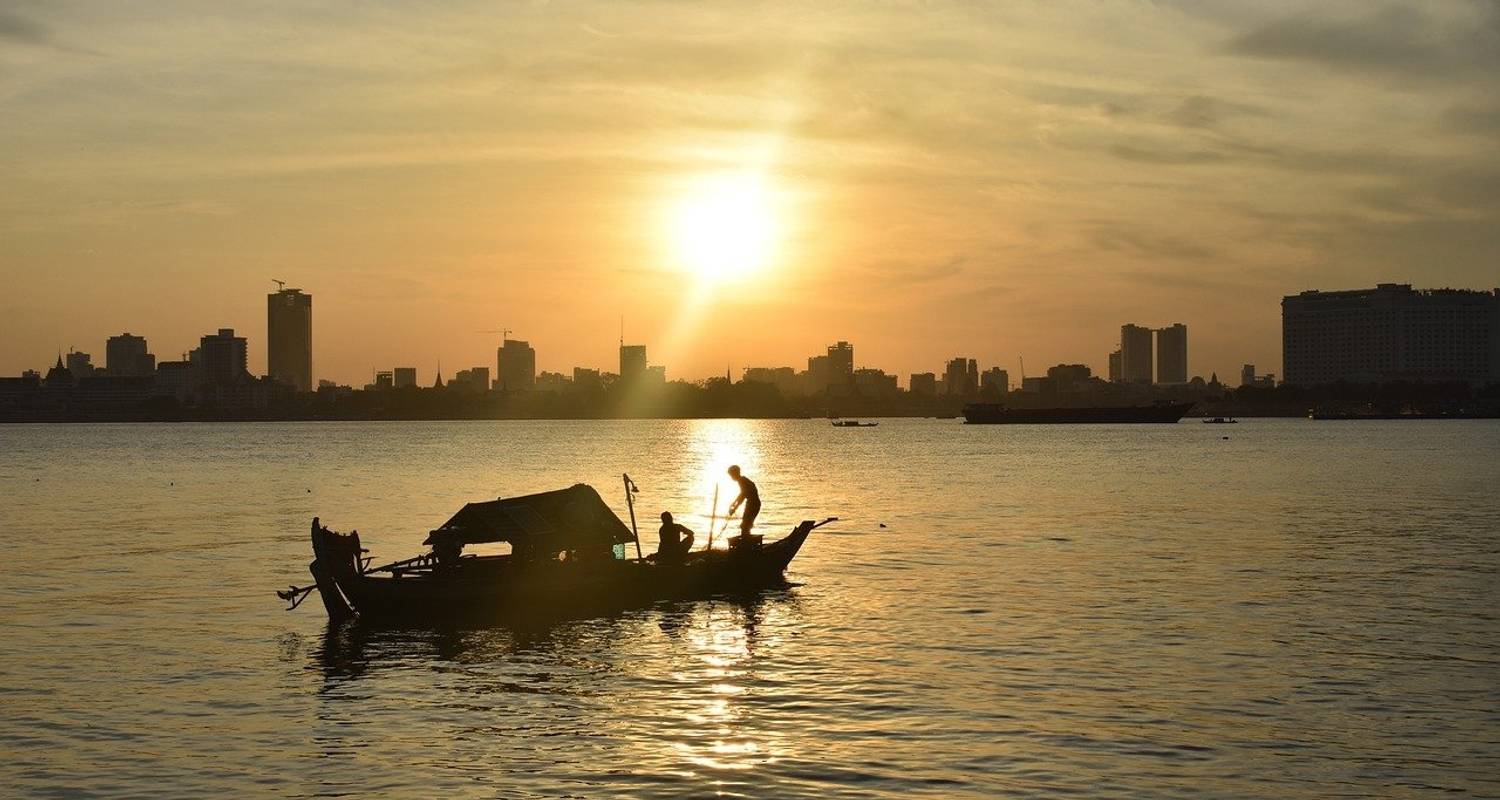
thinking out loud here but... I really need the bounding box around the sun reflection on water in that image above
[680,419,766,548]
[668,600,788,776]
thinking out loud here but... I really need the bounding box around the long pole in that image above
[623,473,642,560]
[706,484,719,552]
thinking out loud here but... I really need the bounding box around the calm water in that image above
[1,419,1498,798]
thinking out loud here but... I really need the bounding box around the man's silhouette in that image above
[656,511,695,563]
[726,465,760,537]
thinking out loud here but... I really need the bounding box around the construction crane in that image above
[480,328,516,348]
[272,279,286,291]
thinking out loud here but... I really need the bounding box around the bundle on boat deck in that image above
[283,483,833,622]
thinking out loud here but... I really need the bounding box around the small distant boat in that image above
[963,402,1193,424]
[831,419,878,427]
[277,483,835,623]
[1202,417,1238,424]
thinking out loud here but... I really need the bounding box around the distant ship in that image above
[963,402,1193,424]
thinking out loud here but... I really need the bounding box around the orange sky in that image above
[3,2,1497,385]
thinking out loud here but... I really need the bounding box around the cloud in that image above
[0,9,49,45]
[1225,2,1500,82]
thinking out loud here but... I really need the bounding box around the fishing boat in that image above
[1202,417,1238,424]
[278,482,835,622]
[963,402,1193,424]
[830,419,878,427]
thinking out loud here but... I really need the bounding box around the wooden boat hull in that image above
[308,521,819,623]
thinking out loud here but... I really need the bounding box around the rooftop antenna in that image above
[620,316,625,348]
[1019,355,1026,382]
[272,279,286,291]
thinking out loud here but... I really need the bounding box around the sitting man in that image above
[655,511,696,563]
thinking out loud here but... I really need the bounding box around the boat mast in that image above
[622,473,643,560]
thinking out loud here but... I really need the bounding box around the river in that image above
[2,419,1497,798]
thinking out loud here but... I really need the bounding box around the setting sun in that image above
[667,172,780,284]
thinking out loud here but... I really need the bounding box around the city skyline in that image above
[5,3,1499,385]
[15,279,1500,390]
[9,280,1228,388]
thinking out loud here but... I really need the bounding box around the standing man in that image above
[725,465,761,539]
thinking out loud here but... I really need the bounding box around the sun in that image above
[667,172,780,284]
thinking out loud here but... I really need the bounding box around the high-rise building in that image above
[1241,364,1256,387]
[1155,323,1188,384]
[980,367,1009,395]
[154,361,194,401]
[743,366,798,396]
[1119,324,1154,384]
[267,288,312,392]
[393,367,417,388]
[827,341,854,383]
[1046,363,1092,393]
[65,350,95,378]
[805,354,831,393]
[1283,284,1500,385]
[853,368,897,396]
[619,344,647,381]
[106,333,155,377]
[573,367,603,391]
[941,357,977,396]
[198,329,248,385]
[464,367,491,391]
[1108,350,1122,382]
[496,339,537,391]
[908,372,937,396]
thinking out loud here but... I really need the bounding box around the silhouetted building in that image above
[854,368,897,396]
[909,372,937,396]
[805,354,831,393]
[1156,323,1187,384]
[1282,284,1500,385]
[65,350,95,378]
[198,329,249,386]
[536,371,571,392]
[942,357,977,396]
[1241,364,1256,388]
[827,341,854,382]
[496,339,537,391]
[373,371,395,391]
[645,365,667,385]
[106,334,155,377]
[1108,350,1122,383]
[267,288,312,392]
[1120,324,1153,384]
[393,367,417,389]
[620,345,647,382]
[45,355,75,388]
[1046,363,1091,393]
[980,367,1009,395]
[744,366,798,396]
[573,367,603,392]
[155,361,195,402]
[452,366,489,391]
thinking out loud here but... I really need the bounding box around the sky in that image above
[2,0,1497,385]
